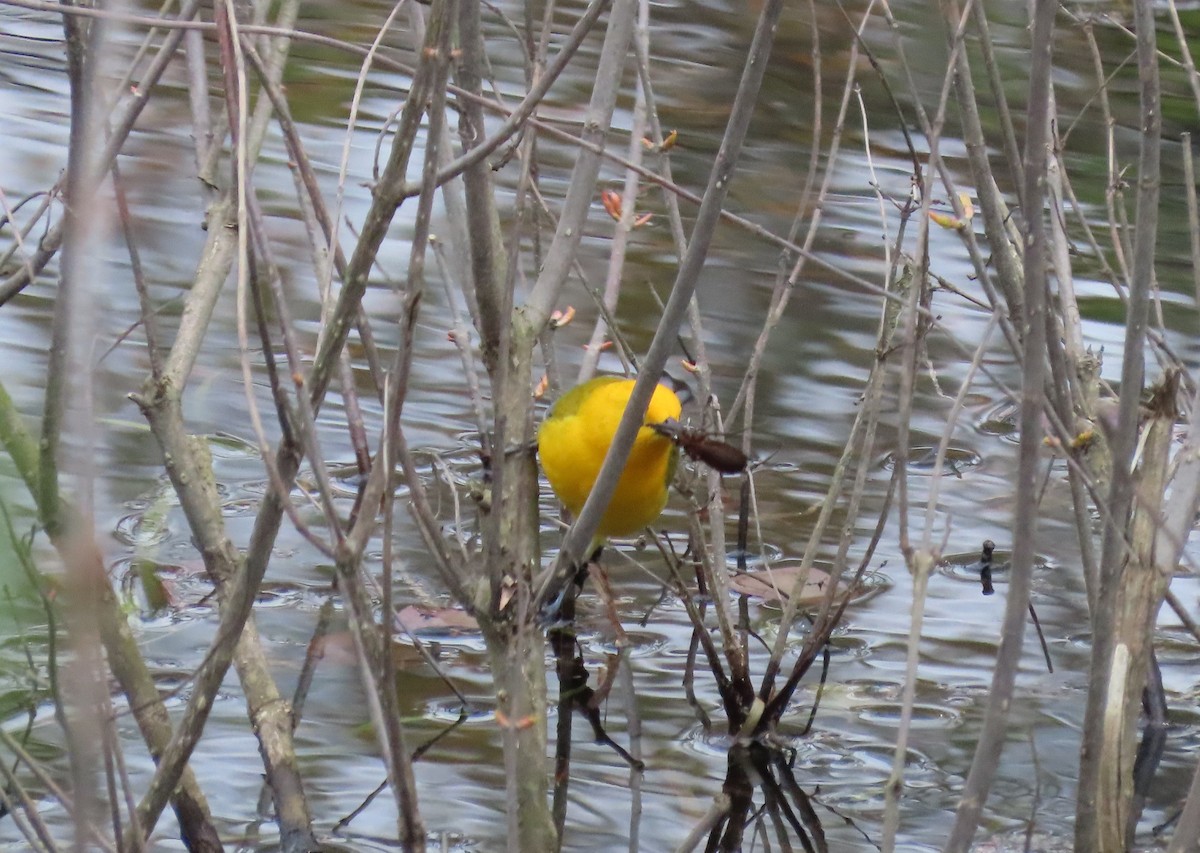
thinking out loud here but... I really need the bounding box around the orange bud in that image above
[929,209,961,230]
[549,306,576,328]
[601,189,623,221]
[495,709,537,731]
[1070,428,1095,450]
[642,129,678,152]
[958,192,975,221]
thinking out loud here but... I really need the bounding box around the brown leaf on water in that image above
[321,631,430,668]
[396,604,480,635]
[729,566,835,607]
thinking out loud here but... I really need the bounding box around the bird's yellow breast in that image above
[538,377,682,540]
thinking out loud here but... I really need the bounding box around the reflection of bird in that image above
[538,376,682,543]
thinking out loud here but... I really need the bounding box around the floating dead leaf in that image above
[396,605,480,635]
[729,566,836,607]
[321,631,429,668]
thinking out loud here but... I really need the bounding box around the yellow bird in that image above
[538,376,683,542]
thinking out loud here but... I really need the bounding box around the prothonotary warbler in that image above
[538,376,683,544]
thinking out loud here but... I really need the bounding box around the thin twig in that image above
[944,0,1057,845]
